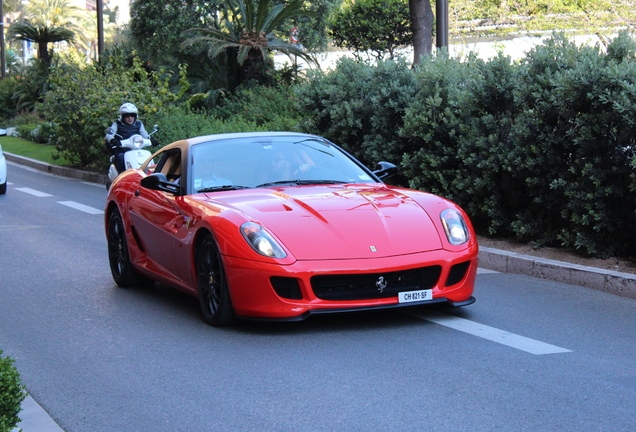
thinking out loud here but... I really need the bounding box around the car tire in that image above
[196,234,235,326]
[107,208,151,287]
[0,181,6,194]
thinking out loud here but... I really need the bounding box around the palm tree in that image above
[182,0,316,83]
[22,0,96,59]
[8,22,75,66]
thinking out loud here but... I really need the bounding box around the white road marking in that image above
[57,201,104,215]
[411,310,572,355]
[15,187,53,197]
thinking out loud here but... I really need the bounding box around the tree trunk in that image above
[409,0,434,65]
[38,43,50,66]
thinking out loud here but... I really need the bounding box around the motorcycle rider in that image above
[105,103,156,174]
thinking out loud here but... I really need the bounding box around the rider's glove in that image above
[150,137,159,147]
[110,138,121,147]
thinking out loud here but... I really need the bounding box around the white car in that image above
[0,128,7,194]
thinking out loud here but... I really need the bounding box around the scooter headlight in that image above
[132,136,144,147]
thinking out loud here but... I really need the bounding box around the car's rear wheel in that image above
[196,234,235,326]
[0,180,6,194]
[107,208,150,287]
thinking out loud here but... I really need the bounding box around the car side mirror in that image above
[140,173,180,194]
[373,161,398,181]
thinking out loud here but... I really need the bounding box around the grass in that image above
[0,136,72,166]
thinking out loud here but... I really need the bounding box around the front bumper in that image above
[223,247,478,321]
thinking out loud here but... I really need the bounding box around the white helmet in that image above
[118,103,138,120]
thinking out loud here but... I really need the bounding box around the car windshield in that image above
[189,135,376,193]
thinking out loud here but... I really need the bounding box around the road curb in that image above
[479,247,636,300]
[4,152,107,185]
[6,150,635,301]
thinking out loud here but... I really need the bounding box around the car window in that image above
[155,149,182,183]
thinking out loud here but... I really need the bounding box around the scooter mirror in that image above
[106,127,114,134]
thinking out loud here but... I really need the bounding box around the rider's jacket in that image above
[106,120,149,142]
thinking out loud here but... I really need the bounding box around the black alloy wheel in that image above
[196,234,235,326]
[107,209,149,287]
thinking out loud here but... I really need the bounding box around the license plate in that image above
[398,289,433,303]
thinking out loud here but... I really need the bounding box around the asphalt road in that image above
[1,161,635,432]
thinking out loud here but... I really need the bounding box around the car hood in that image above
[204,184,444,260]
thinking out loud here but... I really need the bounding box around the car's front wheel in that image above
[0,180,6,194]
[107,208,150,287]
[196,234,235,326]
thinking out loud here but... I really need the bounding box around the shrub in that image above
[401,32,636,257]
[329,0,412,61]
[506,33,636,256]
[0,350,26,432]
[149,102,300,149]
[295,57,418,171]
[401,50,521,234]
[0,77,24,122]
[212,83,305,131]
[37,53,190,170]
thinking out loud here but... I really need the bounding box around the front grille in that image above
[445,261,470,286]
[311,266,442,301]
[271,277,303,300]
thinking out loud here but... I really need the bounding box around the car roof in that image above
[186,131,320,146]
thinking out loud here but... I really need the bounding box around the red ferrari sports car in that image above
[105,132,478,326]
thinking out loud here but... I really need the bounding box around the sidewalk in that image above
[5,150,636,432]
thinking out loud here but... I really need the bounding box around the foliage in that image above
[181,0,316,84]
[449,0,633,39]
[0,349,26,432]
[37,53,190,170]
[8,22,75,67]
[400,32,636,257]
[154,82,307,144]
[329,0,413,61]
[0,77,24,120]
[506,34,636,256]
[295,57,418,171]
[129,0,222,67]
[401,50,524,235]
[281,0,341,52]
[22,0,95,56]
[148,101,300,146]
[211,83,304,129]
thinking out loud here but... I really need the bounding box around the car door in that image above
[129,148,189,283]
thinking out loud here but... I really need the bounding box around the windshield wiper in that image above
[256,180,303,187]
[256,179,347,187]
[197,185,250,193]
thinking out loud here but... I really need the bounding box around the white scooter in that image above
[105,125,158,190]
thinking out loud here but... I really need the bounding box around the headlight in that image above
[240,222,287,258]
[133,136,144,147]
[440,209,469,245]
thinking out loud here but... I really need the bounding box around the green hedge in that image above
[0,350,26,432]
[295,57,418,170]
[296,32,636,258]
